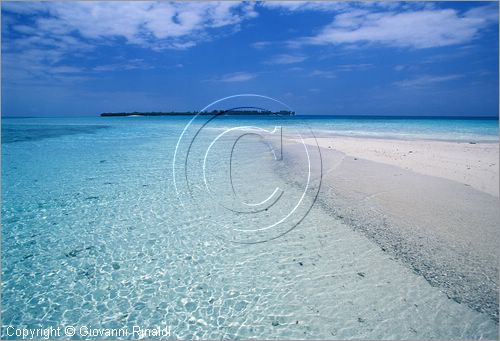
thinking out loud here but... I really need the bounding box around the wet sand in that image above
[283,136,500,321]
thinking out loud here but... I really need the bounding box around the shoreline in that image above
[311,131,499,144]
[294,135,499,197]
[280,135,500,321]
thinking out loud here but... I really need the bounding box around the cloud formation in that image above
[92,59,153,72]
[394,74,463,88]
[217,72,256,82]
[2,1,257,83]
[260,1,348,12]
[2,1,497,91]
[266,54,308,65]
[309,70,336,79]
[291,5,498,49]
[3,2,257,49]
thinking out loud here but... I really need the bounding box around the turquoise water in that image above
[299,116,499,142]
[1,116,498,339]
[2,116,498,143]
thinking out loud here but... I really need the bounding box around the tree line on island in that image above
[100,109,295,117]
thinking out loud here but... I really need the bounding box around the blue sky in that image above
[2,1,499,117]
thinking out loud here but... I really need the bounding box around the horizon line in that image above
[2,114,499,120]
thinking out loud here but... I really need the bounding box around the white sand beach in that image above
[283,135,500,320]
[301,137,499,197]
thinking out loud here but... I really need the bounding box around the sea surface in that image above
[1,115,498,339]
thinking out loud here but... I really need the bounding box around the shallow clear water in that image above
[295,116,499,142]
[1,116,498,339]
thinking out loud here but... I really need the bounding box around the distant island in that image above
[101,110,295,117]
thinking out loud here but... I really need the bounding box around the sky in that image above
[1,1,499,117]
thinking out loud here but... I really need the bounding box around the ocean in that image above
[1,115,498,339]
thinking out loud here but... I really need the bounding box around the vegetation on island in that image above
[100,110,295,117]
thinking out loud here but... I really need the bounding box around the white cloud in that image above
[92,59,152,72]
[1,2,51,15]
[337,63,373,72]
[266,54,307,65]
[309,70,336,79]
[3,2,257,49]
[2,2,258,84]
[2,1,497,89]
[217,72,257,82]
[394,74,463,88]
[251,41,272,49]
[291,5,498,49]
[260,1,416,13]
[51,66,85,74]
[260,1,348,12]
[2,47,87,86]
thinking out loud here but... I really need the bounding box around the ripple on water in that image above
[1,118,498,339]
